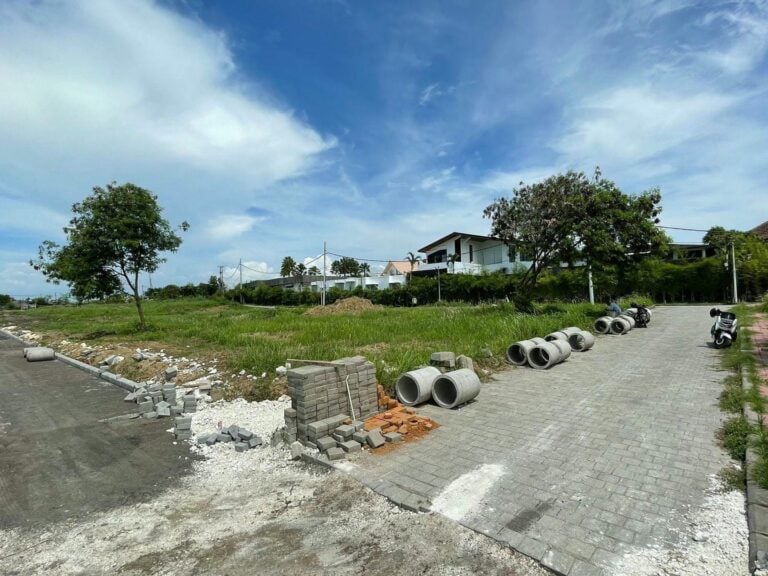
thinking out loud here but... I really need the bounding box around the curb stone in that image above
[742,370,768,573]
[0,329,140,393]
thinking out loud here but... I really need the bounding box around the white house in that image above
[417,232,532,275]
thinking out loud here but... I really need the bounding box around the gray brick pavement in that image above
[348,306,732,575]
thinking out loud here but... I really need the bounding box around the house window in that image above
[508,245,516,262]
[427,249,447,264]
[469,245,473,262]
[454,238,462,261]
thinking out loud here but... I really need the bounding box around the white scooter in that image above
[709,308,738,349]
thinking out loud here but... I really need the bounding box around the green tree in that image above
[293,262,307,289]
[359,262,371,276]
[333,256,360,276]
[484,168,665,307]
[31,182,187,329]
[405,251,421,282]
[308,265,320,276]
[280,256,297,278]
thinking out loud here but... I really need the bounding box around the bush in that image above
[720,416,752,461]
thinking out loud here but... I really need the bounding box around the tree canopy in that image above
[31,182,187,329]
[483,168,666,306]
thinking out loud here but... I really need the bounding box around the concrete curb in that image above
[0,329,140,393]
[742,370,768,573]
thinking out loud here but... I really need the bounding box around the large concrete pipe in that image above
[550,339,571,362]
[610,316,632,335]
[568,331,596,351]
[619,314,636,328]
[544,327,582,342]
[25,347,55,362]
[594,316,613,334]
[431,369,481,409]
[396,366,441,406]
[528,341,567,369]
[505,337,546,366]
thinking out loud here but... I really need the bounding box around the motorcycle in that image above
[709,308,738,349]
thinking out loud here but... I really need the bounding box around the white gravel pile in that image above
[615,474,748,576]
[187,395,290,445]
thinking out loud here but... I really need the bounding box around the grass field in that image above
[1,297,620,396]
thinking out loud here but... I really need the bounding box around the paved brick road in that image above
[349,306,732,576]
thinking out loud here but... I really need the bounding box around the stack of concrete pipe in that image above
[395,365,481,409]
[506,326,595,370]
[594,313,638,335]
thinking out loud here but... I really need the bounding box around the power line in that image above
[658,225,710,232]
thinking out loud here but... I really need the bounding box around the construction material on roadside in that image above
[126,382,200,419]
[431,369,481,408]
[544,327,582,342]
[193,422,264,450]
[594,316,613,334]
[528,339,571,369]
[611,314,636,335]
[505,337,547,365]
[395,366,442,406]
[568,330,595,351]
[24,347,55,362]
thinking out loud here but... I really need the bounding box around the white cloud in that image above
[222,261,275,286]
[205,214,263,240]
[0,0,334,189]
[700,8,768,75]
[419,166,456,191]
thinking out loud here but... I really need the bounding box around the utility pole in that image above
[238,258,243,304]
[437,266,441,302]
[322,241,327,306]
[730,242,738,304]
[218,265,225,293]
[587,264,595,304]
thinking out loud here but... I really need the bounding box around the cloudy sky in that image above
[1,0,767,297]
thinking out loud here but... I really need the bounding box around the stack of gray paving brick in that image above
[283,356,379,448]
[174,416,192,440]
[182,393,197,413]
[196,424,264,451]
[128,382,184,419]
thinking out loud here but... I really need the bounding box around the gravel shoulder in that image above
[0,397,549,576]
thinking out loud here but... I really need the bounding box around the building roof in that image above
[382,260,417,275]
[418,231,500,253]
[751,220,768,241]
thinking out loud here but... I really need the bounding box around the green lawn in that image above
[1,297,611,395]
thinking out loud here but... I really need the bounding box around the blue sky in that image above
[1,0,767,297]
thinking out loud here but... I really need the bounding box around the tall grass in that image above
[1,298,608,392]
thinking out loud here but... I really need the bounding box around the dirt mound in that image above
[305,296,382,316]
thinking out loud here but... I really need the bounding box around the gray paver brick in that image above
[343,307,733,576]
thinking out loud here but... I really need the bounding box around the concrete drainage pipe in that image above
[26,347,55,362]
[610,316,632,335]
[396,366,441,406]
[594,316,613,334]
[568,331,595,351]
[550,339,571,362]
[506,337,546,366]
[431,369,481,409]
[528,341,568,369]
[544,327,582,342]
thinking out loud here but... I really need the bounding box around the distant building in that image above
[416,231,532,275]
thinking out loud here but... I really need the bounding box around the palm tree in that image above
[280,256,296,278]
[293,263,307,289]
[308,265,320,276]
[359,262,371,276]
[447,253,460,274]
[405,251,421,283]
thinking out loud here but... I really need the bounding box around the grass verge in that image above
[1,297,609,399]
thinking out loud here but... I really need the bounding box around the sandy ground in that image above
[0,398,549,576]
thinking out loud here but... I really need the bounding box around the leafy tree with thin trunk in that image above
[280,256,297,278]
[31,182,188,329]
[308,265,320,276]
[483,168,665,309]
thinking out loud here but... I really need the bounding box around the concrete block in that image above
[335,424,355,439]
[327,447,345,461]
[316,436,337,451]
[155,401,170,409]
[352,420,364,432]
[226,425,240,440]
[170,406,182,416]
[308,421,328,436]
[164,366,178,380]
[174,417,192,430]
[156,405,170,417]
[384,432,402,443]
[332,433,344,443]
[235,442,249,453]
[183,405,197,413]
[138,400,154,414]
[175,430,192,440]
[124,392,137,402]
[456,355,474,371]
[430,351,456,368]
[367,428,386,448]
[248,436,263,448]
[237,429,253,440]
[284,407,297,419]
[352,431,368,444]
[148,383,162,393]
[340,440,362,453]
[217,433,232,443]
[206,434,218,445]
[143,411,158,419]
[290,441,304,460]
